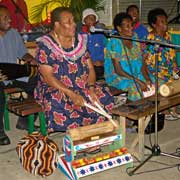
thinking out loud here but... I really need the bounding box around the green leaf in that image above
[28,0,105,24]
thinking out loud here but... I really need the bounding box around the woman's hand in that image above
[69,92,85,107]
[88,87,100,104]
[146,80,152,87]
[137,79,149,92]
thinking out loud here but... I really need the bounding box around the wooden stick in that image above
[84,102,117,127]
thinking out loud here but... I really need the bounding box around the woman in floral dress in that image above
[34,7,114,132]
[144,8,179,85]
[144,8,180,119]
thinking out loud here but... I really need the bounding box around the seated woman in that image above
[144,8,179,86]
[34,7,114,133]
[104,12,151,102]
[143,8,180,119]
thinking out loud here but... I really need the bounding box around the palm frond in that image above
[29,0,70,23]
[27,0,105,24]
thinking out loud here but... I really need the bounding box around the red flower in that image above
[44,101,51,112]
[70,111,80,118]
[105,103,114,112]
[86,105,95,114]
[72,104,83,112]
[53,64,59,73]
[76,73,87,89]
[82,118,92,126]
[68,63,78,73]
[96,116,106,123]
[52,92,62,102]
[68,122,79,129]
[50,52,57,60]
[64,103,73,112]
[95,87,105,99]
[62,75,73,87]
[54,112,66,126]
[39,50,48,63]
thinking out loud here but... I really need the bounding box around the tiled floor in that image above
[0,113,180,180]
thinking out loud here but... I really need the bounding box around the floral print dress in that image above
[34,34,114,132]
[144,32,179,85]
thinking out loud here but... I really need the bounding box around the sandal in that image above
[169,111,180,118]
[165,114,179,121]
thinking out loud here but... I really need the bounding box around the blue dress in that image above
[104,36,146,101]
[34,34,114,132]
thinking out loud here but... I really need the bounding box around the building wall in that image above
[98,0,179,29]
[96,0,113,26]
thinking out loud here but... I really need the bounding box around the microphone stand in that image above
[106,33,180,175]
[107,33,180,49]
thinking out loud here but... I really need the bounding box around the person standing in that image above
[0,5,37,145]
[81,8,106,80]
[126,4,148,40]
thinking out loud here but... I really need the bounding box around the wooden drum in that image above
[159,80,180,97]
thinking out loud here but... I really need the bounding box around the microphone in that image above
[90,26,112,34]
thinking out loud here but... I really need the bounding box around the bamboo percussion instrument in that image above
[0,63,38,81]
[67,120,119,141]
[159,79,180,97]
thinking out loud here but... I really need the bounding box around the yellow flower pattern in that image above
[144,31,179,84]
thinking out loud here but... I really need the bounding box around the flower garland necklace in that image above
[53,31,76,64]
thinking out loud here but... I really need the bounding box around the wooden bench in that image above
[112,93,180,161]
[4,87,24,131]
[6,97,47,135]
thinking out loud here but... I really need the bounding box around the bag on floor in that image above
[16,132,59,177]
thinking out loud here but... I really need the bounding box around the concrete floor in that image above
[0,113,180,180]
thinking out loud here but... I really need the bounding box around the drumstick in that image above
[88,96,110,116]
[94,101,118,127]
[94,101,112,118]
[84,102,117,127]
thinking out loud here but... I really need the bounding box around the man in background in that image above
[0,5,37,145]
[0,0,28,32]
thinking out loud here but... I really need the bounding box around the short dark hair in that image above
[50,7,72,29]
[113,12,132,31]
[148,8,168,28]
[126,5,139,13]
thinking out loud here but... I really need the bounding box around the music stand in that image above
[105,33,180,175]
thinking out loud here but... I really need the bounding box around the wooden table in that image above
[112,93,180,161]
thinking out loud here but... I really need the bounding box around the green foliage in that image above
[29,0,70,23]
[29,0,105,23]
